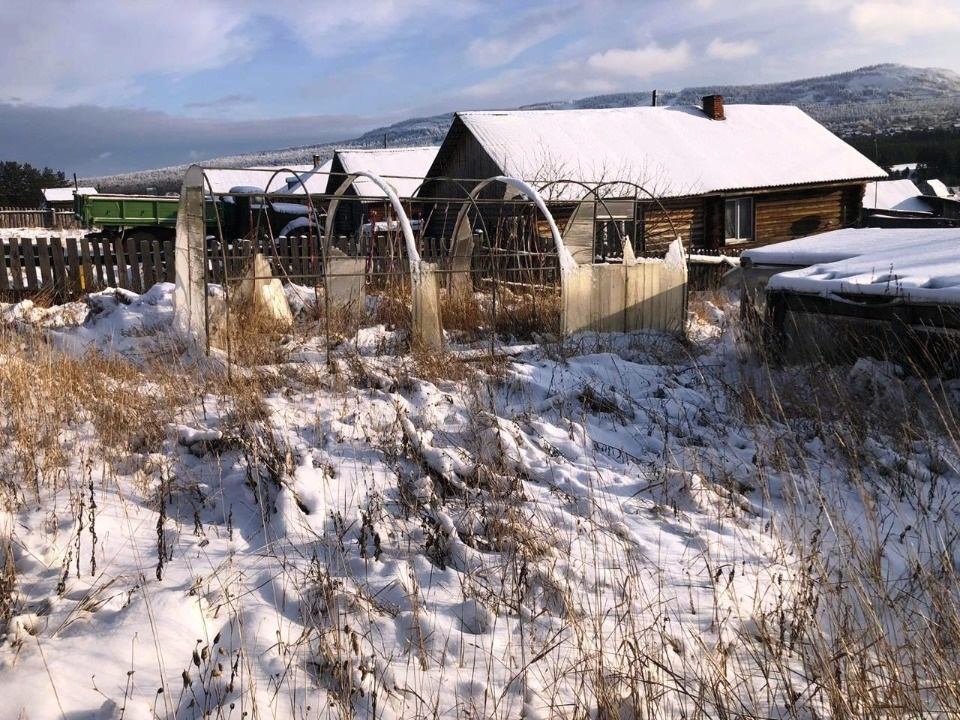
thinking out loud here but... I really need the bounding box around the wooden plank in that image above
[151,242,163,288]
[279,236,291,277]
[80,237,95,292]
[209,238,224,285]
[140,239,155,289]
[36,237,53,291]
[113,237,127,288]
[126,236,142,293]
[50,237,67,301]
[21,238,38,293]
[66,237,82,296]
[101,238,117,287]
[8,238,23,292]
[89,237,105,287]
[0,241,9,293]
[294,236,305,279]
[163,240,175,282]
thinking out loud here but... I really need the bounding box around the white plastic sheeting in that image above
[562,238,687,335]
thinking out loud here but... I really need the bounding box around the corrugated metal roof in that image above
[454,105,886,199]
[329,146,440,198]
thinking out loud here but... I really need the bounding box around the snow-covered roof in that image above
[743,227,951,267]
[327,146,440,198]
[42,187,97,203]
[201,165,316,194]
[760,228,960,305]
[889,162,918,173]
[448,105,885,199]
[923,179,953,198]
[862,179,932,214]
[274,159,334,195]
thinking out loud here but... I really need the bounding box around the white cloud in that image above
[806,0,846,12]
[466,6,569,69]
[586,42,691,79]
[270,0,479,57]
[0,1,254,105]
[706,37,759,60]
[0,0,478,106]
[850,0,960,42]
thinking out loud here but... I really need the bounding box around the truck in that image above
[73,189,323,242]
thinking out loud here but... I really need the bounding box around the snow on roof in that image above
[889,162,918,172]
[452,105,886,199]
[274,159,334,195]
[761,227,960,305]
[327,146,440,198]
[201,165,316,194]
[924,178,953,198]
[862,179,932,214]
[42,187,97,203]
[743,227,954,267]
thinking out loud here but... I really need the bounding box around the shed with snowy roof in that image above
[41,186,98,210]
[322,146,439,238]
[420,97,886,262]
[745,227,960,366]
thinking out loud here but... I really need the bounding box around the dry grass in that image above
[372,281,413,332]
[0,328,201,508]
[4,283,960,718]
[441,285,562,343]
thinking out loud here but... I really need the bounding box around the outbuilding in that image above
[323,146,440,239]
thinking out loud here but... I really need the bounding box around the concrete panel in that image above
[173,165,207,347]
[325,254,366,314]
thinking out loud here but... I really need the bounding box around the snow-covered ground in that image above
[1,285,959,719]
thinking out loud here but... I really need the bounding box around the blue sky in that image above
[1,0,958,175]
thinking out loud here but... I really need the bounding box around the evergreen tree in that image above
[0,161,68,207]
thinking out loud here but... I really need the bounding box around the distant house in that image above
[921,178,954,199]
[862,178,959,228]
[862,179,933,216]
[420,97,886,261]
[322,146,440,238]
[41,186,97,210]
[888,162,918,179]
[201,164,318,195]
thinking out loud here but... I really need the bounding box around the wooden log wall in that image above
[754,187,846,243]
[642,199,704,254]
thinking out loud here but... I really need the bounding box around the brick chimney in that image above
[702,94,725,120]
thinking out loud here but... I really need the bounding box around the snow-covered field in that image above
[1,285,959,719]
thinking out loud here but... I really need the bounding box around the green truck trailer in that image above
[73,191,321,241]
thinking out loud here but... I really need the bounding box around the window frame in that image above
[724,196,754,245]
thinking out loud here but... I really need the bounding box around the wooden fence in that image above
[687,247,742,290]
[0,207,78,230]
[0,235,175,302]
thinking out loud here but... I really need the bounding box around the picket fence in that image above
[0,235,175,302]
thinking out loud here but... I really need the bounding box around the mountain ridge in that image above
[88,64,960,192]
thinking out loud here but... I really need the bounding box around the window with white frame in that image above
[724,197,754,244]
